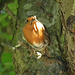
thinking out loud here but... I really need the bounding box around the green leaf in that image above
[9,71,15,75]
[1,52,15,75]
[8,0,18,15]
[0,14,9,27]
[0,32,12,41]
[1,52,13,63]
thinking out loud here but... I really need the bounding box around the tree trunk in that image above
[11,0,75,75]
[59,0,75,75]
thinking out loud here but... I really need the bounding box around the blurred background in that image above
[0,0,75,75]
[0,0,18,75]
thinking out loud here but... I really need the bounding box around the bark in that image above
[11,0,74,75]
[59,0,75,74]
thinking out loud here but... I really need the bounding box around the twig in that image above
[5,3,17,41]
[17,41,28,48]
[1,42,16,52]
[1,41,29,53]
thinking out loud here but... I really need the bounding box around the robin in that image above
[23,16,49,58]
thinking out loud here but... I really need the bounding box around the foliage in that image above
[0,0,18,75]
[0,52,15,75]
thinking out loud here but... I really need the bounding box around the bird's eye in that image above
[30,19,35,25]
[27,19,29,22]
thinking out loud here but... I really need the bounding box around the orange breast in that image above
[23,23,45,45]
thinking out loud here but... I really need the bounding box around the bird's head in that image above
[26,16,45,33]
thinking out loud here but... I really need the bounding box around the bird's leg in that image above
[41,48,50,58]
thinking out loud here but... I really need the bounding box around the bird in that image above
[23,16,49,58]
